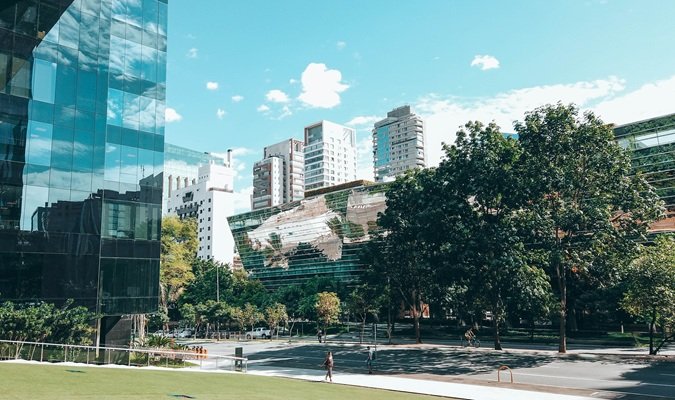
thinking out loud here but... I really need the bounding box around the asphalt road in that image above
[190,339,675,399]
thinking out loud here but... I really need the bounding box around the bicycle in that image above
[460,335,480,348]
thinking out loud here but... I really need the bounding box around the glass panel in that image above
[104,143,121,181]
[119,144,138,184]
[21,185,49,231]
[55,65,77,107]
[26,120,53,166]
[73,129,94,172]
[58,8,80,49]
[51,125,74,170]
[24,164,51,186]
[32,59,56,103]
[107,88,124,126]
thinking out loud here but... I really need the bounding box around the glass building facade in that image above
[228,181,387,289]
[0,0,167,338]
[615,113,675,233]
[163,142,227,214]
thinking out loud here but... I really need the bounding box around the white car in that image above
[175,329,193,338]
[245,327,271,339]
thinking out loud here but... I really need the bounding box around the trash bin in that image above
[234,347,243,371]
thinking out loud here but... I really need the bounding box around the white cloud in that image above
[592,75,675,125]
[415,76,627,166]
[230,147,256,157]
[289,78,298,84]
[206,81,219,90]
[186,48,198,58]
[355,136,374,181]
[346,115,379,127]
[257,104,270,113]
[216,108,226,119]
[278,105,292,119]
[232,186,253,214]
[336,41,347,50]
[165,107,182,123]
[298,63,349,108]
[470,54,500,71]
[231,95,244,102]
[266,89,290,103]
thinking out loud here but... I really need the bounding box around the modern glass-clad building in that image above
[615,113,675,233]
[228,181,387,289]
[163,143,228,214]
[0,0,167,344]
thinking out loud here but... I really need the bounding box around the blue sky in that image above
[164,0,675,212]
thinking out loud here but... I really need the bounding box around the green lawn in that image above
[1,363,444,400]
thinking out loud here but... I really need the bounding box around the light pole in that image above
[216,262,220,339]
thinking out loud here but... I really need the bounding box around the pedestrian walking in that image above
[322,351,334,382]
[317,329,323,343]
[366,346,374,374]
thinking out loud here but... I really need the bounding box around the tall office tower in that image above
[166,160,236,265]
[251,138,304,210]
[372,106,426,182]
[304,121,357,191]
[163,143,227,214]
[0,0,168,346]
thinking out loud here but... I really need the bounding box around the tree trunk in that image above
[556,259,567,353]
[568,304,578,332]
[413,293,422,344]
[649,310,656,355]
[360,315,366,344]
[493,309,503,350]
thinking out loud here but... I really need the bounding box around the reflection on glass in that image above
[26,121,53,165]
[32,59,57,103]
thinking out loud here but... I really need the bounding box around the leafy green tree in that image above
[438,121,540,350]
[160,216,198,325]
[0,300,94,345]
[178,303,196,330]
[346,285,382,344]
[180,259,234,305]
[515,103,664,353]
[230,306,245,332]
[242,303,264,331]
[621,235,675,355]
[315,292,341,333]
[265,303,288,337]
[374,168,454,343]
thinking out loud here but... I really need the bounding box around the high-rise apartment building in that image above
[163,143,227,214]
[372,106,425,182]
[166,160,236,265]
[0,0,168,345]
[252,138,304,210]
[304,121,356,191]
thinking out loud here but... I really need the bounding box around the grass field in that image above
[1,362,443,400]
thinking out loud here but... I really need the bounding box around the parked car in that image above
[175,329,193,338]
[152,330,168,337]
[245,327,271,339]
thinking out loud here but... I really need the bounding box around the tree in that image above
[0,300,94,345]
[160,216,198,325]
[346,285,382,344]
[265,303,288,338]
[180,259,234,307]
[621,235,675,355]
[242,303,263,331]
[438,121,542,350]
[515,103,664,353]
[372,169,449,344]
[315,292,341,333]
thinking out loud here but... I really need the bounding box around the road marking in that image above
[517,372,675,388]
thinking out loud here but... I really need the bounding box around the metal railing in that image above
[0,340,247,372]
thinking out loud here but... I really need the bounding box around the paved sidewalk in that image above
[247,365,595,400]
